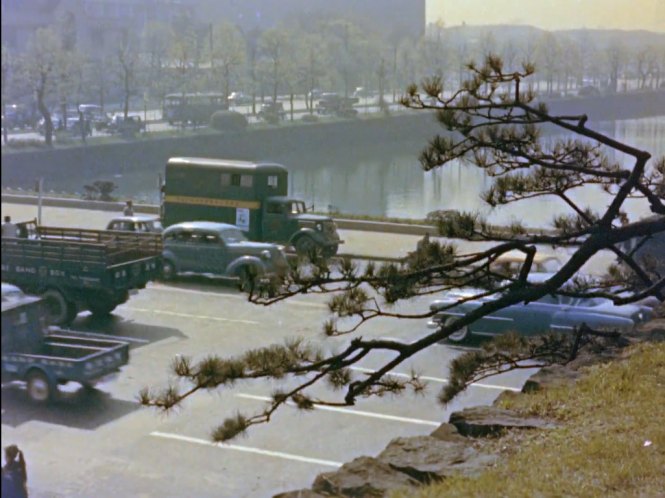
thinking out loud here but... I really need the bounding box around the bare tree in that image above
[211,22,246,101]
[116,29,139,119]
[19,27,62,146]
[141,55,664,441]
[258,29,288,103]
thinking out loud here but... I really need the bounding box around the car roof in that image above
[163,221,239,234]
[110,215,160,223]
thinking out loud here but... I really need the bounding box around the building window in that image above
[267,175,278,188]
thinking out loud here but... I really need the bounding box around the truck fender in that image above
[289,228,325,247]
[226,256,266,278]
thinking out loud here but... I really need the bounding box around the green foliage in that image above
[210,110,247,132]
[81,180,117,201]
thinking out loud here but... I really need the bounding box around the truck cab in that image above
[262,197,341,257]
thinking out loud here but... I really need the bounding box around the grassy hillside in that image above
[393,341,665,498]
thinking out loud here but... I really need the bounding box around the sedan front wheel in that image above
[444,316,471,344]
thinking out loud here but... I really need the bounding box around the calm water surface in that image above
[99,116,664,227]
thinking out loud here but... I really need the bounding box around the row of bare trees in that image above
[2,17,664,145]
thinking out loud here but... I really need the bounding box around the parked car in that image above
[427,273,654,344]
[228,92,252,106]
[2,104,37,130]
[161,222,289,290]
[106,215,163,233]
[257,101,286,122]
[64,117,92,137]
[79,104,111,131]
[108,114,145,135]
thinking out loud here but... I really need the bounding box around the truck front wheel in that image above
[26,370,54,403]
[42,289,78,325]
[295,236,323,262]
[322,244,339,258]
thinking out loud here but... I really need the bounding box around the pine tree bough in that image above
[140,55,665,442]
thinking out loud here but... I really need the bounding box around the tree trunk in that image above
[37,87,53,147]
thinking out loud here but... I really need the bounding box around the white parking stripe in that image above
[348,366,522,392]
[124,307,260,325]
[150,431,342,467]
[236,393,441,426]
[148,284,327,309]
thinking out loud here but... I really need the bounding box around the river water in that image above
[97,116,664,227]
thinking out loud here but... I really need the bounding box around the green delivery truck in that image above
[161,157,343,258]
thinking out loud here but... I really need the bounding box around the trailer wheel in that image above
[26,370,54,403]
[42,289,78,325]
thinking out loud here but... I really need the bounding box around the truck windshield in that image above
[220,228,248,244]
[290,201,306,214]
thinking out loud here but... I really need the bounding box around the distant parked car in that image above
[257,101,286,122]
[427,273,654,344]
[2,104,37,130]
[79,104,111,131]
[106,215,163,233]
[64,117,92,137]
[578,86,601,97]
[228,92,252,106]
[108,114,145,135]
[160,222,289,290]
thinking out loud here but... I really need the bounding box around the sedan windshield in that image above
[220,228,248,243]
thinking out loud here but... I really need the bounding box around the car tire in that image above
[237,266,255,292]
[26,370,54,403]
[42,289,78,325]
[443,316,471,344]
[161,260,176,281]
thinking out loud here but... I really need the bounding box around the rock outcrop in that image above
[448,406,558,437]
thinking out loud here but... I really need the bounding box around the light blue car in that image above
[161,222,289,289]
[428,273,656,344]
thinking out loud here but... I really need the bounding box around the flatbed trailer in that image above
[1,221,162,324]
[1,284,130,402]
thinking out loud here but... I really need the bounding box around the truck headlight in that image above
[260,250,272,260]
[315,223,322,231]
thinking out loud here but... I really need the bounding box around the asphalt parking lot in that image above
[0,202,542,497]
[1,278,536,498]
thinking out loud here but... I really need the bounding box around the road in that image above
[0,204,539,498]
[2,281,535,498]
